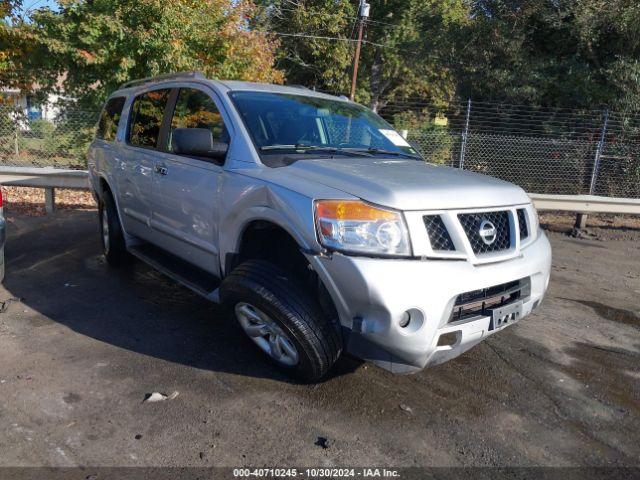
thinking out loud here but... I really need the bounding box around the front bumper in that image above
[307,231,552,373]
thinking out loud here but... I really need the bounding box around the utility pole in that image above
[350,0,370,101]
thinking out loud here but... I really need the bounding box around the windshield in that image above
[229,91,420,166]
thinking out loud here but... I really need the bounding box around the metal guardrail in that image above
[0,166,89,213]
[529,193,640,215]
[1,167,639,221]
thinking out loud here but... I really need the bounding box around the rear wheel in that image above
[99,191,129,267]
[220,260,342,382]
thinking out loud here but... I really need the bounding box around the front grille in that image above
[451,278,530,322]
[423,215,455,251]
[517,208,529,240]
[458,211,511,254]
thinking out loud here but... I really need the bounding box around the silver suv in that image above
[88,72,551,381]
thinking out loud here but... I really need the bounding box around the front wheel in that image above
[220,260,342,382]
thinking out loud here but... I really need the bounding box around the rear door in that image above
[116,88,171,240]
[149,86,228,275]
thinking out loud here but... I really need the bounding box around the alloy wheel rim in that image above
[235,302,299,366]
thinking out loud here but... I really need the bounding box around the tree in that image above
[257,0,468,111]
[255,0,356,94]
[0,0,33,90]
[1,0,22,19]
[16,0,284,109]
[357,0,468,111]
[456,0,640,110]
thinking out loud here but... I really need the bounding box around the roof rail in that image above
[119,71,206,89]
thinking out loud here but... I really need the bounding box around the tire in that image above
[220,260,342,382]
[99,191,129,267]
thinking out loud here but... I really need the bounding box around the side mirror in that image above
[172,128,228,160]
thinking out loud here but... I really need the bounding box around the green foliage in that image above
[0,1,36,89]
[255,0,356,94]
[258,0,467,110]
[258,0,640,112]
[5,0,640,118]
[456,0,640,110]
[14,0,283,110]
[28,118,55,138]
[0,105,97,168]
[1,1,22,19]
[41,124,95,167]
[393,110,456,165]
[356,0,467,110]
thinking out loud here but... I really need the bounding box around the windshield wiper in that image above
[343,147,422,160]
[259,144,372,157]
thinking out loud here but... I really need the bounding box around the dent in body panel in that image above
[218,171,320,276]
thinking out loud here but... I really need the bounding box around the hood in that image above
[283,157,531,211]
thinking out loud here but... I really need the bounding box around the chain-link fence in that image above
[0,105,97,169]
[383,100,640,199]
[1,99,639,199]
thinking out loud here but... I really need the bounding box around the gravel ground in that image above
[0,209,638,469]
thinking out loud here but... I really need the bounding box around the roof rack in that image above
[120,71,206,89]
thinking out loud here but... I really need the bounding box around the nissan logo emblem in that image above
[479,220,497,245]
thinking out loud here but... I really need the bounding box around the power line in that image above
[363,17,398,28]
[348,17,358,40]
[20,0,49,19]
[270,5,401,32]
[266,31,387,48]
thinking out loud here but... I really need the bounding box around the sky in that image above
[19,0,59,16]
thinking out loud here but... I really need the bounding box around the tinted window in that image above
[96,97,125,141]
[128,89,171,148]
[168,88,227,152]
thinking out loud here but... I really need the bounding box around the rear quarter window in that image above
[96,97,126,141]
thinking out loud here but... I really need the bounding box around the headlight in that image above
[314,200,411,256]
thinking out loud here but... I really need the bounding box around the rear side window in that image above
[96,97,125,141]
[167,88,228,151]
[128,89,171,149]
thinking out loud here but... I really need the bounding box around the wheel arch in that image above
[92,174,131,242]
[96,175,113,199]
[220,206,318,277]
[225,218,311,277]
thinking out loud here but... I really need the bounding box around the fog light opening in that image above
[437,331,459,347]
[398,308,424,333]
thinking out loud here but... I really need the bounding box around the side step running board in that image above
[128,244,221,303]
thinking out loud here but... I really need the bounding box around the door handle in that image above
[155,165,168,176]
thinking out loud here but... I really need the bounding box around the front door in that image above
[149,87,228,276]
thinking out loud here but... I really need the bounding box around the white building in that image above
[1,87,62,121]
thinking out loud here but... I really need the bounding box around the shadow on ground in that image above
[2,209,360,385]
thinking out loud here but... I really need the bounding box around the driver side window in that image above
[167,88,228,154]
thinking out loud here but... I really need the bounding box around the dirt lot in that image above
[0,207,638,469]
